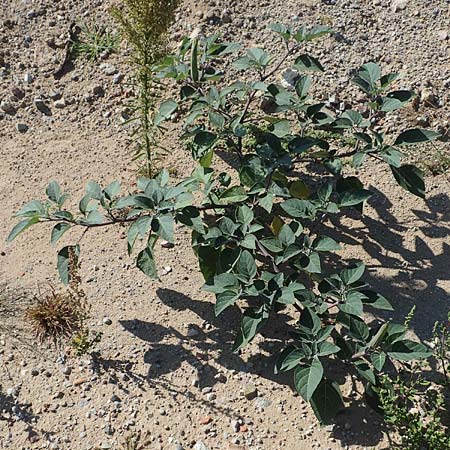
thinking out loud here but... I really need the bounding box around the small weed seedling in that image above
[71,21,119,61]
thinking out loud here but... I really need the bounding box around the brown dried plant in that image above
[25,247,89,346]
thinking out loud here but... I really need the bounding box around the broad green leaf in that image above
[46,181,61,203]
[7,217,39,242]
[294,357,323,402]
[317,341,341,357]
[340,263,365,285]
[154,99,178,126]
[215,290,239,316]
[203,273,239,294]
[239,155,268,187]
[339,296,364,317]
[288,136,319,154]
[275,345,304,374]
[361,290,393,311]
[154,214,174,243]
[236,205,254,225]
[339,189,372,207]
[136,238,158,279]
[371,351,386,371]
[394,128,441,146]
[281,199,313,218]
[289,180,310,199]
[127,216,152,254]
[259,192,274,213]
[218,186,248,204]
[104,181,120,200]
[86,181,102,200]
[51,223,71,245]
[310,379,344,424]
[388,339,431,361]
[295,75,311,98]
[16,200,46,218]
[294,54,324,72]
[358,62,381,87]
[312,236,340,252]
[391,164,425,199]
[354,360,376,384]
[236,250,257,281]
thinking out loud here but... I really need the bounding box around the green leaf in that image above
[218,186,248,204]
[236,205,254,225]
[51,223,71,245]
[299,307,321,334]
[394,128,441,146]
[177,206,205,234]
[317,341,341,357]
[57,245,79,285]
[281,199,313,218]
[46,181,61,203]
[154,99,178,126]
[354,360,376,384]
[86,181,102,200]
[127,216,152,254]
[236,250,257,282]
[7,217,39,242]
[388,340,431,361]
[295,75,311,98]
[234,306,268,350]
[371,351,386,371]
[197,246,218,280]
[275,345,304,374]
[361,290,393,311]
[294,54,324,72]
[203,273,239,294]
[104,181,120,200]
[312,236,340,252]
[154,214,174,243]
[340,263,365,285]
[16,200,46,217]
[340,296,364,317]
[358,62,381,87]
[259,193,274,213]
[85,210,104,225]
[288,136,320,154]
[390,164,425,199]
[136,237,158,279]
[310,379,344,425]
[215,290,239,316]
[239,155,268,187]
[339,189,372,207]
[294,357,323,402]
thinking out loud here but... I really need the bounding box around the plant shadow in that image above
[117,185,448,447]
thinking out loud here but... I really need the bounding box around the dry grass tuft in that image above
[24,246,90,345]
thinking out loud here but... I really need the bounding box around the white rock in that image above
[391,0,408,12]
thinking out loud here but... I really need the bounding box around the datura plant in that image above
[9,24,442,424]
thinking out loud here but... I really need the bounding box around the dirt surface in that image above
[1,0,449,449]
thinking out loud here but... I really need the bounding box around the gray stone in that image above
[16,123,28,133]
[1,100,16,115]
[193,442,209,450]
[103,317,112,325]
[243,383,257,400]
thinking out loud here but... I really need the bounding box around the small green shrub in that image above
[71,329,102,356]
[71,21,119,61]
[376,313,450,449]
[8,24,444,424]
